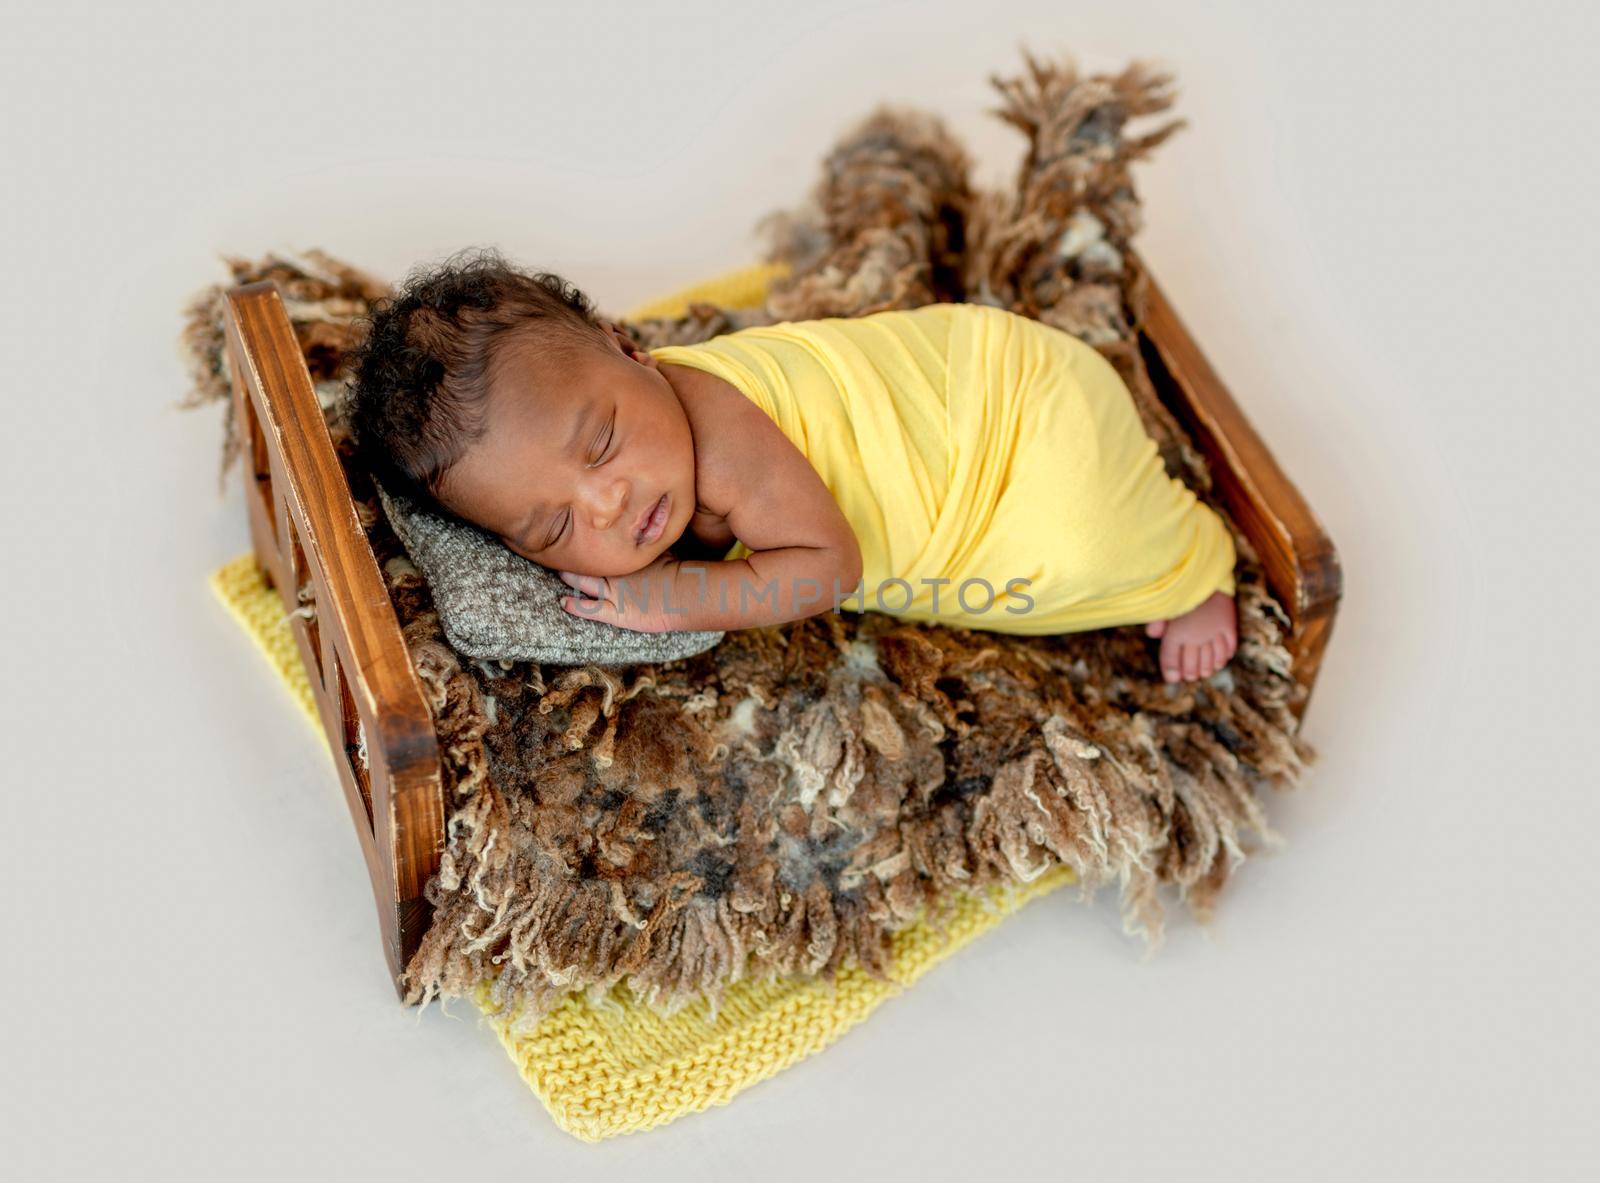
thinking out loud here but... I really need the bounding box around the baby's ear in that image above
[605,320,657,368]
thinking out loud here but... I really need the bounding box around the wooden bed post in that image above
[1134,258,1344,721]
[223,282,445,999]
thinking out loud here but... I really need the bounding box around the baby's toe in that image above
[1199,640,1217,678]
[1161,638,1181,682]
[1181,643,1199,681]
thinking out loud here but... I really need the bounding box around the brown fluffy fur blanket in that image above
[180,50,1315,1020]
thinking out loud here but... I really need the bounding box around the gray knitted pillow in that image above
[374,481,726,666]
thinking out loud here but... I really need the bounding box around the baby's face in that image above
[436,320,696,578]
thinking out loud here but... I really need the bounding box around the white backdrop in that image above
[6,0,1596,1177]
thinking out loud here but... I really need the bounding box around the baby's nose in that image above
[587,478,630,530]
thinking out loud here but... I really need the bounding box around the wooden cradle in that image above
[220,264,1343,998]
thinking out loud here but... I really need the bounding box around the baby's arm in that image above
[562,388,862,633]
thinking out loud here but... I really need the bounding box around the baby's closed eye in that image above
[518,408,621,553]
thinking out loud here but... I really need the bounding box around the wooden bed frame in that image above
[221,265,1343,999]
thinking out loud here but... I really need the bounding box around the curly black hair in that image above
[343,245,610,519]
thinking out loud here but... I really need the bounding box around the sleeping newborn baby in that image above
[348,251,1239,683]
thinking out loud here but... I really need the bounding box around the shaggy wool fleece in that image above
[180,50,1315,1021]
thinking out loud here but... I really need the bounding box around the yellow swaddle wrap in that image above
[648,301,1236,635]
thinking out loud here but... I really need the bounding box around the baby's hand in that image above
[557,555,686,633]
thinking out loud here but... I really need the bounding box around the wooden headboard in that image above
[224,284,444,995]
[221,267,1341,999]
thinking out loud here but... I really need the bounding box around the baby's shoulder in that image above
[670,364,777,504]
[669,360,747,439]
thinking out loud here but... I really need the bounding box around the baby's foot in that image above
[1143,590,1238,682]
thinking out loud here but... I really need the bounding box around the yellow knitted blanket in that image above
[206,261,1078,1142]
